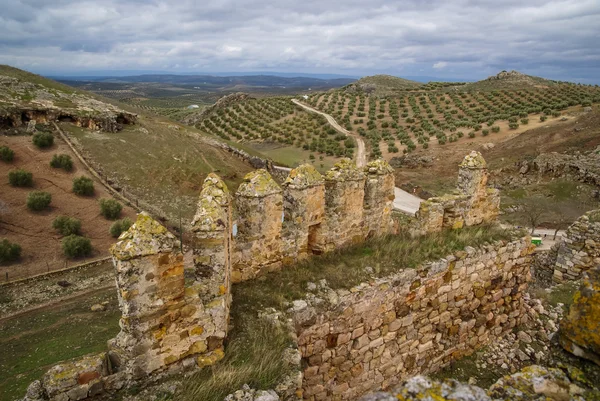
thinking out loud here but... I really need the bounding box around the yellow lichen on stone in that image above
[459,150,487,169]
[325,158,365,181]
[237,169,281,197]
[283,164,324,188]
[191,196,227,232]
[365,159,394,175]
[110,212,177,260]
[200,173,230,206]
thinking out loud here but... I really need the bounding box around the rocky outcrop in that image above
[533,149,600,188]
[559,265,600,366]
[359,365,595,401]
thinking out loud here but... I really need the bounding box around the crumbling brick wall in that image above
[292,238,534,400]
[553,209,600,282]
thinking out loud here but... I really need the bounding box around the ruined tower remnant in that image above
[108,212,227,380]
[412,151,500,235]
[363,159,395,237]
[458,151,500,226]
[553,209,600,282]
[281,164,325,262]
[232,169,283,282]
[314,158,366,252]
[189,174,233,356]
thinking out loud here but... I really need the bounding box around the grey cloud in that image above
[0,0,598,82]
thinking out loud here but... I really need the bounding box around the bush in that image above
[540,115,547,122]
[72,176,94,196]
[62,235,92,258]
[8,169,33,187]
[32,132,54,148]
[468,132,476,138]
[509,122,519,130]
[0,239,21,264]
[109,218,133,238]
[482,129,489,136]
[52,216,81,236]
[0,146,14,162]
[491,126,500,133]
[50,154,73,171]
[99,198,122,220]
[27,191,52,211]
[520,118,529,125]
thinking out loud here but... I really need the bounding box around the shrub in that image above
[99,198,122,220]
[0,239,21,264]
[32,132,54,148]
[72,176,94,196]
[52,216,81,236]
[8,169,33,187]
[468,132,476,138]
[491,126,500,133]
[540,115,547,122]
[0,146,14,162]
[109,218,133,238]
[50,154,73,171]
[27,191,52,211]
[482,129,489,136]
[509,122,519,130]
[62,235,92,258]
[520,118,529,125]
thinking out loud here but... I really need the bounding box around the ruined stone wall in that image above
[412,151,500,236]
[292,238,534,401]
[231,159,395,282]
[553,209,600,282]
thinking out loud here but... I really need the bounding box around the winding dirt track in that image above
[291,99,423,214]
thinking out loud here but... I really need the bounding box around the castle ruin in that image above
[23,153,505,401]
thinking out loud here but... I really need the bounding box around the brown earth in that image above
[394,106,600,194]
[0,134,136,281]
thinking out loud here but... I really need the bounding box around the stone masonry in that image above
[233,169,284,282]
[412,151,500,236]
[553,209,600,282]
[292,238,534,400]
[281,164,326,263]
[363,160,396,238]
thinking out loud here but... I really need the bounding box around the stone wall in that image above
[231,159,395,282]
[291,238,534,400]
[411,151,500,236]
[553,209,600,282]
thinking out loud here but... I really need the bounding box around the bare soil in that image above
[0,134,136,281]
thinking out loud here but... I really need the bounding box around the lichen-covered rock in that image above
[459,150,487,169]
[391,376,491,401]
[110,212,178,260]
[283,164,324,189]
[191,174,231,233]
[237,169,281,197]
[41,353,106,399]
[364,159,395,237]
[224,384,280,401]
[559,266,600,365]
[365,159,395,175]
[325,158,365,182]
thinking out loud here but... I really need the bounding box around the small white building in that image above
[187,104,200,109]
[302,95,309,100]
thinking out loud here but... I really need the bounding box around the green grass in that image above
[0,289,119,401]
[546,179,579,201]
[234,224,516,311]
[252,143,337,172]
[175,303,293,401]
[60,118,253,221]
[0,65,76,94]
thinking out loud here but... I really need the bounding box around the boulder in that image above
[559,266,600,365]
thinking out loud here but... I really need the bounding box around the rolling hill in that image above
[0,66,258,277]
[343,74,423,96]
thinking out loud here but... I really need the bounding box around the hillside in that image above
[463,70,561,91]
[344,74,423,95]
[0,66,258,280]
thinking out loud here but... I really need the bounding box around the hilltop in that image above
[343,74,423,95]
[463,70,562,91]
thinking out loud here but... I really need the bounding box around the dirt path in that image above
[292,99,423,215]
[292,99,367,167]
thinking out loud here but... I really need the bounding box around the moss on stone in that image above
[200,173,231,207]
[191,196,227,232]
[236,169,281,197]
[325,158,365,181]
[460,151,487,169]
[110,212,177,260]
[283,164,323,188]
[364,159,394,175]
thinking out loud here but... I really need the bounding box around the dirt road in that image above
[292,99,367,167]
[292,99,423,215]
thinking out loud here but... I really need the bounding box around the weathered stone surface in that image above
[294,238,535,400]
[110,213,178,261]
[363,160,395,238]
[282,164,325,261]
[559,265,600,365]
[40,353,105,399]
[412,152,499,236]
[533,147,600,188]
[233,169,283,282]
[553,209,600,282]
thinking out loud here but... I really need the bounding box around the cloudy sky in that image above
[1,0,599,82]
